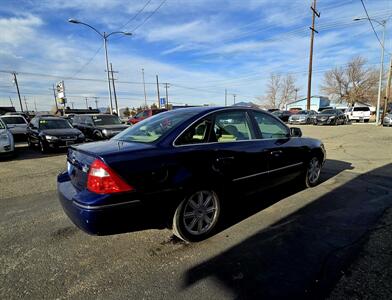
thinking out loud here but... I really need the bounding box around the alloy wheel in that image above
[307,157,321,185]
[182,191,219,236]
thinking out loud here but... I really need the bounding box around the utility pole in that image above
[24,96,28,112]
[381,57,392,122]
[225,89,227,106]
[142,68,147,107]
[164,83,170,109]
[93,97,99,109]
[109,63,119,114]
[376,20,386,125]
[12,72,23,112]
[306,0,320,110]
[52,84,59,112]
[233,94,236,105]
[9,97,14,108]
[85,97,89,109]
[156,75,160,108]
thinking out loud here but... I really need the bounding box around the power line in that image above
[359,0,389,53]
[130,0,167,32]
[69,46,103,78]
[120,0,153,30]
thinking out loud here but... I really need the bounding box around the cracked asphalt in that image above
[1,123,392,299]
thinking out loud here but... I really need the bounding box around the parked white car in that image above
[346,107,371,122]
[0,118,15,156]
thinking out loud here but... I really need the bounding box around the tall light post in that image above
[354,17,387,125]
[68,19,132,114]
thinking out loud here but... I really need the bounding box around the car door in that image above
[174,109,267,196]
[209,110,271,194]
[250,111,306,187]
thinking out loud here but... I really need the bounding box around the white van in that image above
[347,106,371,122]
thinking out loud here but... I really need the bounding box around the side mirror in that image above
[290,127,302,137]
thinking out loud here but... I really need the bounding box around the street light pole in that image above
[103,34,114,114]
[68,19,131,115]
[142,68,147,107]
[354,18,387,125]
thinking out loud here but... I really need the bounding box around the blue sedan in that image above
[58,106,326,242]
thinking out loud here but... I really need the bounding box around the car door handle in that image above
[216,156,235,163]
[270,150,283,156]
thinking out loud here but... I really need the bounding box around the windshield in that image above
[321,109,336,114]
[114,110,198,143]
[297,111,308,115]
[1,116,26,124]
[39,119,72,129]
[92,115,122,125]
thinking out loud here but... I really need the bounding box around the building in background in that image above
[286,96,330,111]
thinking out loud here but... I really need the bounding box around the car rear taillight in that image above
[87,159,133,194]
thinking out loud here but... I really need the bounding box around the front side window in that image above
[253,111,289,139]
[213,111,252,142]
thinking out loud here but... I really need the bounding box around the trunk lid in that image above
[67,140,155,190]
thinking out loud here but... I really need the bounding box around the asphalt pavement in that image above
[1,124,392,299]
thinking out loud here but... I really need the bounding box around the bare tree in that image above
[262,73,299,109]
[278,74,297,109]
[264,73,281,109]
[321,56,379,106]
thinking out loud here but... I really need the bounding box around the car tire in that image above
[94,130,103,140]
[172,189,221,242]
[39,139,47,154]
[27,136,33,148]
[364,119,369,123]
[305,156,322,188]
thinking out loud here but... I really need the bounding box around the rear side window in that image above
[253,111,289,139]
[213,111,252,142]
[176,119,212,145]
[353,107,370,112]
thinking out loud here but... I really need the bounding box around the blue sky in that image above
[0,0,391,111]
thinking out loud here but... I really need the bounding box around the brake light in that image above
[87,159,133,194]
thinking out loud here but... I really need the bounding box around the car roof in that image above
[36,116,66,120]
[0,114,25,118]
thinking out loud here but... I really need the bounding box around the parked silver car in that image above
[288,110,318,125]
[0,115,28,141]
[0,118,14,156]
[383,113,392,127]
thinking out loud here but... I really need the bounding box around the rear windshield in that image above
[39,119,72,129]
[114,110,197,143]
[321,109,336,114]
[353,107,370,111]
[92,115,122,125]
[297,111,309,115]
[1,116,26,124]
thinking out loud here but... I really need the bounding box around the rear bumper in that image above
[349,116,370,120]
[57,172,169,235]
[289,119,308,124]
